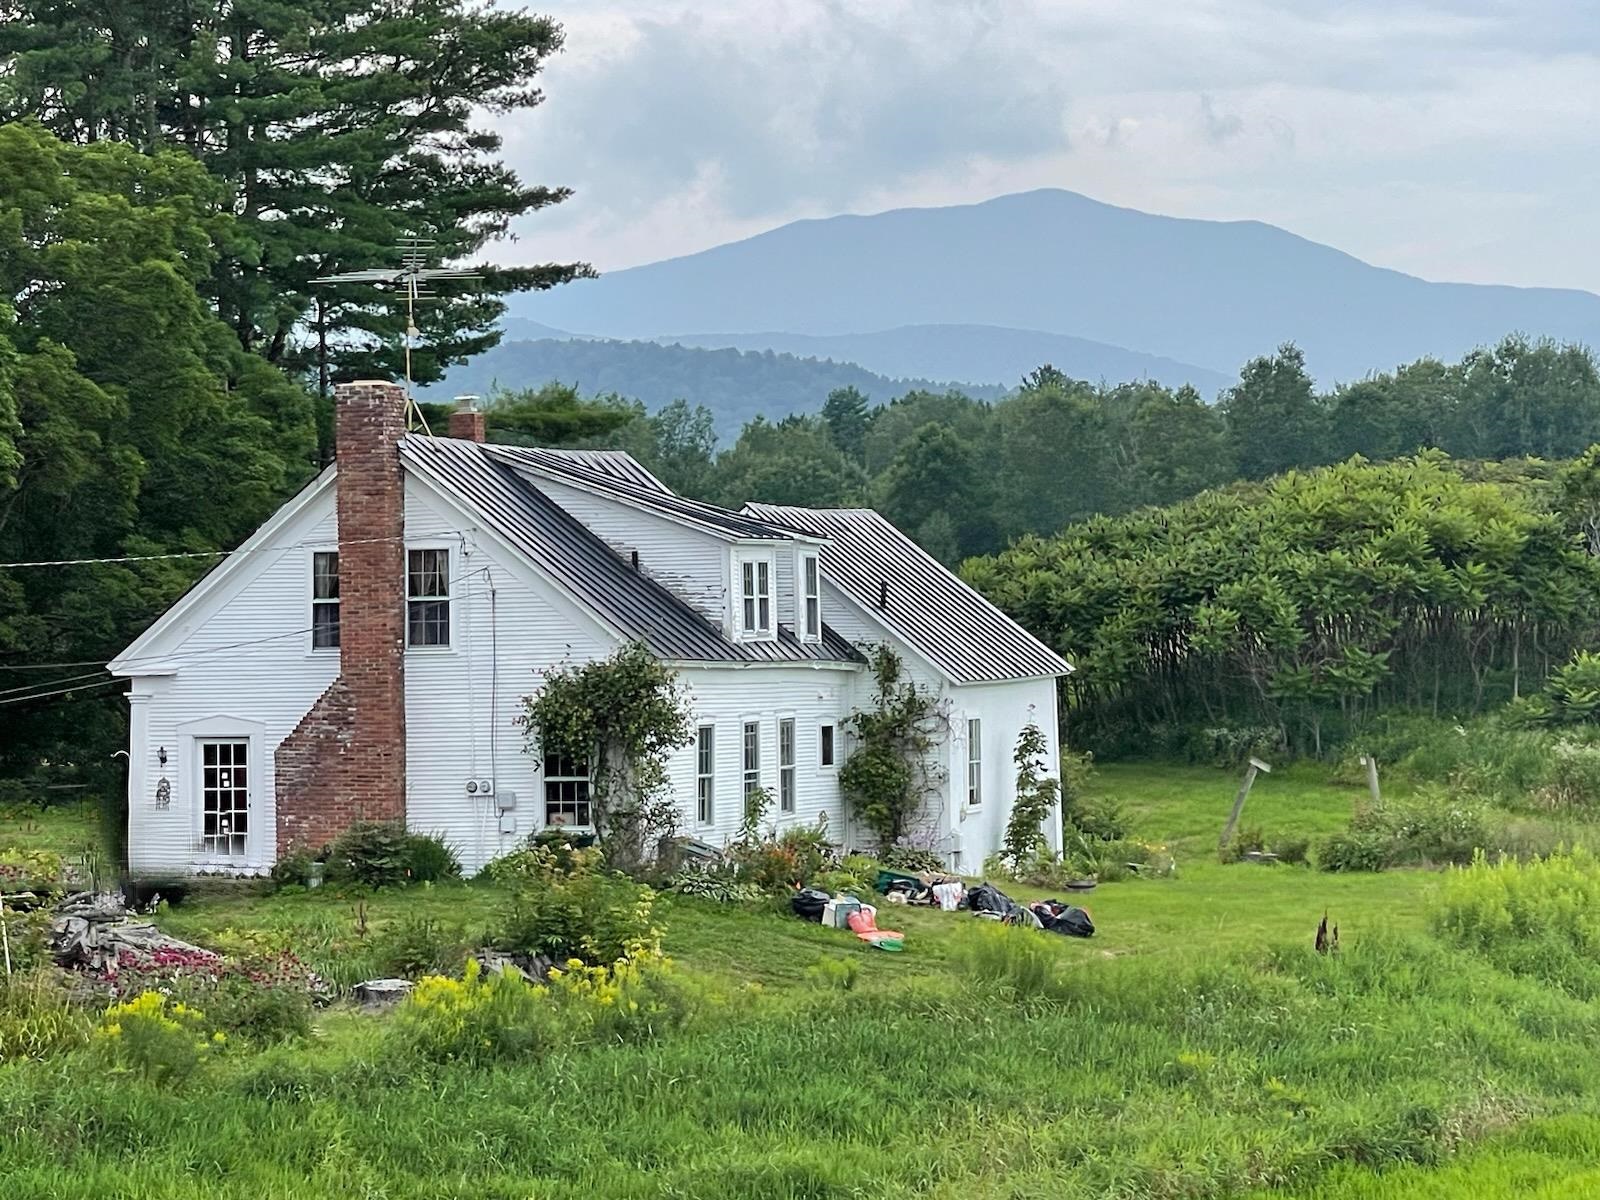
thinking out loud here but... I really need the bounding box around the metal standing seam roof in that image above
[484,444,807,542]
[744,504,1073,684]
[402,437,861,667]
[481,446,674,493]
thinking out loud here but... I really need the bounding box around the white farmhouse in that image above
[110,382,1071,876]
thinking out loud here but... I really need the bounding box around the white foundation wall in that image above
[401,482,617,873]
[125,488,343,875]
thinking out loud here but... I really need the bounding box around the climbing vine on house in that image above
[522,643,694,870]
[999,722,1061,870]
[839,646,948,849]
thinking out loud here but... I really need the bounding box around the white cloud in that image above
[497,0,1600,292]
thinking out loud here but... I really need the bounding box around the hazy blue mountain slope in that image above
[510,189,1600,383]
[662,324,1231,395]
[422,336,1006,438]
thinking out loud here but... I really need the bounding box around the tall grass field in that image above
[4,763,1600,1198]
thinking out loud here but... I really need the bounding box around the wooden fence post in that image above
[1219,756,1272,854]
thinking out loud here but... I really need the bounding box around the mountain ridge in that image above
[510,187,1600,383]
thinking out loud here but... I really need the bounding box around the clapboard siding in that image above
[400,483,620,871]
[666,667,858,849]
[128,493,343,875]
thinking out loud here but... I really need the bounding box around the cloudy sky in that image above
[499,0,1600,293]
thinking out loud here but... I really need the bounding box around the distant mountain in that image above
[500,317,584,342]
[422,336,1007,439]
[510,188,1600,384]
[661,324,1231,395]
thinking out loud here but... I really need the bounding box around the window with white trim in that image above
[696,725,715,825]
[311,551,340,650]
[819,723,837,769]
[742,720,761,804]
[966,718,982,807]
[406,548,451,647]
[736,554,774,639]
[200,740,250,857]
[801,553,821,641]
[778,717,796,813]
[543,751,592,828]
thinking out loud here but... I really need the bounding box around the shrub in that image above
[97,991,222,1086]
[1431,849,1600,996]
[495,872,660,966]
[1186,726,1284,768]
[396,959,559,1065]
[395,951,692,1064]
[0,847,65,891]
[666,863,761,903]
[380,917,473,978]
[1317,829,1395,873]
[1318,790,1493,872]
[1534,738,1600,810]
[1065,792,1127,842]
[323,822,460,888]
[730,824,837,893]
[879,844,946,874]
[479,837,603,886]
[0,969,93,1062]
[269,848,318,889]
[547,951,695,1044]
[1274,835,1312,865]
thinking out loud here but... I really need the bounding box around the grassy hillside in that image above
[8,764,1600,1198]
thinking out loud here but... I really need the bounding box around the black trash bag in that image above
[1032,899,1095,938]
[790,887,830,922]
[967,882,1032,924]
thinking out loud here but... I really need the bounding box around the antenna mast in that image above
[311,239,482,432]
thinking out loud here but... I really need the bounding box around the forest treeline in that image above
[584,336,1600,565]
[963,451,1600,758]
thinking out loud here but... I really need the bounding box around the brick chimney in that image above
[448,394,486,443]
[276,381,408,851]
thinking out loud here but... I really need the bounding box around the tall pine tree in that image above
[0,0,591,421]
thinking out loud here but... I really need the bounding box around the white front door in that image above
[200,740,251,859]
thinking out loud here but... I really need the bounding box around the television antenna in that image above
[310,239,481,431]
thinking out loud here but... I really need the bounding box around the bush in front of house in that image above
[378,917,473,979]
[495,871,659,966]
[479,835,603,886]
[322,821,461,888]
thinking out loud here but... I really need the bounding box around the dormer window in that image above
[801,552,821,642]
[736,552,774,640]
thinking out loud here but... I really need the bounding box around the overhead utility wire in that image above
[0,531,455,571]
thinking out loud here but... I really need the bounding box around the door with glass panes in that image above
[199,740,251,859]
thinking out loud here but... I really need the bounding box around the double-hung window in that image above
[407,548,450,647]
[311,551,340,650]
[543,752,592,828]
[696,725,715,825]
[778,718,796,813]
[738,556,773,639]
[801,553,821,641]
[742,720,761,805]
[966,718,983,807]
